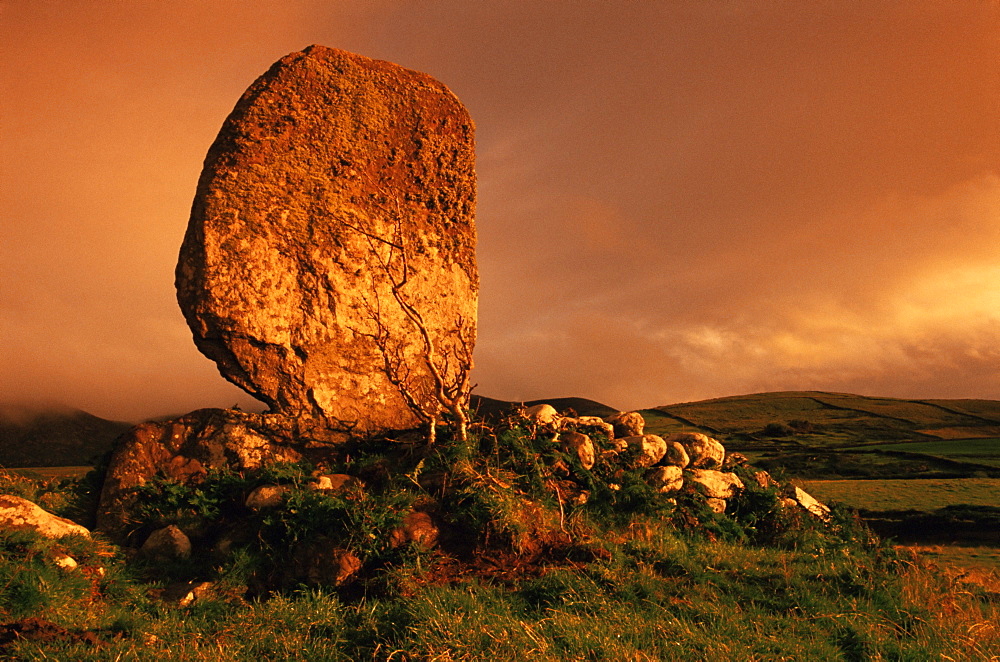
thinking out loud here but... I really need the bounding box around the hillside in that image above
[649,391,1000,443]
[0,404,131,468]
[470,394,618,420]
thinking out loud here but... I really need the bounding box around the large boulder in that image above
[95,409,309,541]
[0,495,90,539]
[176,45,477,434]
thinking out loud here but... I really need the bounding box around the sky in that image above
[3,1,1000,421]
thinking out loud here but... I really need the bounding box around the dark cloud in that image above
[2,0,999,419]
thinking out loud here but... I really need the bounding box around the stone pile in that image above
[523,403,827,517]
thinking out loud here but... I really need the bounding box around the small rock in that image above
[293,540,363,586]
[141,525,191,561]
[687,469,744,499]
[706,498,727,513]
[390,511,440,550]
[548,458,571,477]
[783,486,832,521]
[245,484,290,510]
[523,404,560,426]
[659,441,690,468]
[162,581,214,607]
[646,466,684,493]
[564,416,616,439]
[620,434,668,468]
[751,470,777,489]
[609,439,629,452]
[310,474,364,493]
[52,554,78,570]
[0,495,90,539]
[558,431,596,470]
[669,433,725,469]
[605,411,645,437]
[723,452,749,469]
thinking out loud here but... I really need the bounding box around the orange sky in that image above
[2,1,1000,421]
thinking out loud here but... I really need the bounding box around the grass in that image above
[801,478,1000,512]
[3,524,999,660]
[901,544,1000,574]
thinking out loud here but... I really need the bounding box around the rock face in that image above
[176,45,477,434]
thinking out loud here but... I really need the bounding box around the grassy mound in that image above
[0,415,997,660]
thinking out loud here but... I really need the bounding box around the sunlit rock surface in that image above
[177,45,477,433]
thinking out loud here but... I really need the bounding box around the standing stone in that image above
[177,45,477,434]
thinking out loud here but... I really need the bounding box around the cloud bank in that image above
[2,1,998,419]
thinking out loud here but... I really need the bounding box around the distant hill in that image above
[0,404,132,468]
[470,395,618,420]
[645,391,1000,447]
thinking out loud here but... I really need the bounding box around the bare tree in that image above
[344,203,474,444]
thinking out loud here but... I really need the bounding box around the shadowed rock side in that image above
[177,45,477,434]
[95,408,342,541]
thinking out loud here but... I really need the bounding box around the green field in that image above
[653,391,1000,450]
[801,478,1000,512]
[847,438,1000,469]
